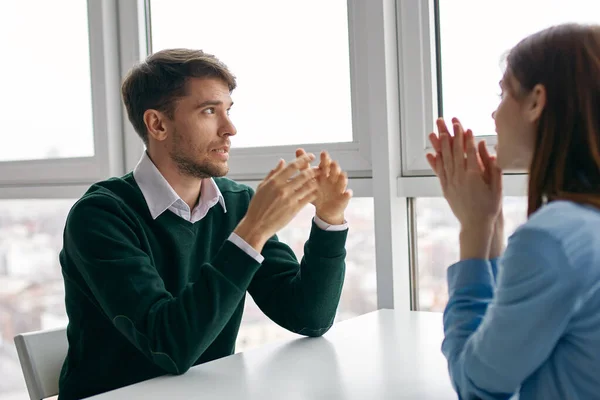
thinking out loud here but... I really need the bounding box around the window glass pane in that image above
[416,197,528,312]
[0,199,74,399]
[237,198,376,352]
[0,198,375,396]
[149,0,353,149]
[437,0,600,136]
[0,2,94,162]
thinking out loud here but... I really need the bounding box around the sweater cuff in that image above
[447,259,495,296]
[211,240,262,290]
[305,220,348,258]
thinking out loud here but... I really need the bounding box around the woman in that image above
[428,24,600,399]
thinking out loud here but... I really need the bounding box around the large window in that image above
[0,200,74,400]
[0,1,94,162]
[237,198,376,352]
[149,0,353,149]
[437,0,600,137]
[0,0,128,187]
[147,0,373,181]
[416,197,528,312]
[399,0,600,173]
[409,0,600,309]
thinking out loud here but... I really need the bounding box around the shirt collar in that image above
[133,151,226,219]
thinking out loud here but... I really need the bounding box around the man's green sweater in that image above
[57,173,347,399]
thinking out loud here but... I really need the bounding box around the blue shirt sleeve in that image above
[489,257,499,283]
[442,226,579,400]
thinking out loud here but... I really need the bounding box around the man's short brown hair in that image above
[121,49,237,145]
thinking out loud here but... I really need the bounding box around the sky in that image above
[439,0,600,136]
[2,0,600,161]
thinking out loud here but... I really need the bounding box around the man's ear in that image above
[143,109,169,141]
[526,83,546,123]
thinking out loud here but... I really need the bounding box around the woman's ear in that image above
[526,84,547,122]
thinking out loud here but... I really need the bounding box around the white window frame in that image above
[395,0,528,198]
[393,0,529,313]
[0,0,126,187]
[396,0,518,184]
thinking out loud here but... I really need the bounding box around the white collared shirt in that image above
[133,152,347,264]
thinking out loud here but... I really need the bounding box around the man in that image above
[57,48,352,399]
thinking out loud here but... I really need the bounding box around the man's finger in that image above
[276,153,315,181]
[288,167,318,192]
[297,190,320,210]
[265,159,285,181]
[294,177,319,202]
[335,172,348,193]
[319,151,332,177]
[329,161,342,184]
[296,148,310,170]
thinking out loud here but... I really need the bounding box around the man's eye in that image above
[203,108,215,114]
[226,109,231,116]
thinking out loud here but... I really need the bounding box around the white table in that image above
[88,310,457,399]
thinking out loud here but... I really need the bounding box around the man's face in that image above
[166,77,236,178]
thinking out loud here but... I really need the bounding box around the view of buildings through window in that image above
[416,197,528,312]
[0,198,376,398]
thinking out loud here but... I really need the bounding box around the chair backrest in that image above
[14,327,68,400]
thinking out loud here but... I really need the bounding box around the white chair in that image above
[14,327,68,400]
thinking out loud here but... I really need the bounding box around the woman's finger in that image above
[452,122,466,175]
[489,156,503,197]
[429,132,441,153]
[478,141,493,184]
[465,130,479,171]
[440,130,454,178]
[436,118,451,137]
[426,153,436,171]
[427,153,447,188]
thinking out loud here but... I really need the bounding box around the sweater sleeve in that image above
[442,227,579,400]
[63,194,261,375]
[246,192,348,337]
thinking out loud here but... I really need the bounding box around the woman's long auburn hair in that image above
[504,23,600,216]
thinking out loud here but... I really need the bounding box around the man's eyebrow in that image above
[194,100,234,109]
